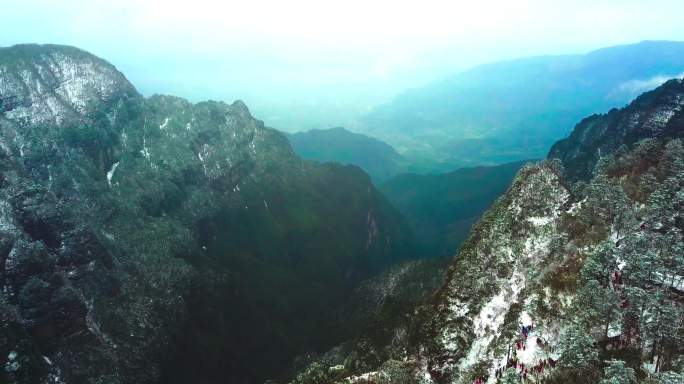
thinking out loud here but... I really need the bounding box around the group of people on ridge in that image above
[487,322,558,383]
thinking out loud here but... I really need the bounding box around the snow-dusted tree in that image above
[598,359,637,384]
[618,158,684,371]
[643,293,684,373]
[576,243,621,338]
[498,368,519,384]
[642,371,684,384]
[557,325,599,369]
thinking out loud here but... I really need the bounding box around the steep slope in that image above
[292,80,684,384]
[360,41,684,168]
[0,44,415,384]
[290,257,451,384]
[287,127,408,182]
[549,78,684,182]
[380,161,529,257]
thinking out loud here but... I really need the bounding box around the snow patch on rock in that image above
[459,271,526,371]
[5,350,20,373]
[342,371,389,383]
[106,161,119,186]
[527,216,553,226]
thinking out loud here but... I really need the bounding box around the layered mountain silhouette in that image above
[287,127,408,182]
[359,41,684,169]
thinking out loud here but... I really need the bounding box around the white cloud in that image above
[615,72,684,96]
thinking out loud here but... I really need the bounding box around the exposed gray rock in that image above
[0,44,415,384]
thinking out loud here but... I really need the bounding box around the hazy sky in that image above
[3,0,684,131]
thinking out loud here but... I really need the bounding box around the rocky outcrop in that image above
[0,45,415,384]
[412,76,684,384]
[415,81,684,384]
[416,162,570,382]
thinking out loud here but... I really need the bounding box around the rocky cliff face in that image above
[416,162,570,382]
[0,45,415,384]
[293,81,684,383]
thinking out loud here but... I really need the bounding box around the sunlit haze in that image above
[4,0,684,131]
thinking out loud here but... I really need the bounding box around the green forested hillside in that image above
[380,161,529,257]
[287,127,408,182]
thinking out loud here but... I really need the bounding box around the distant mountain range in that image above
[357,40,684,168]
[287,127,487,181]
